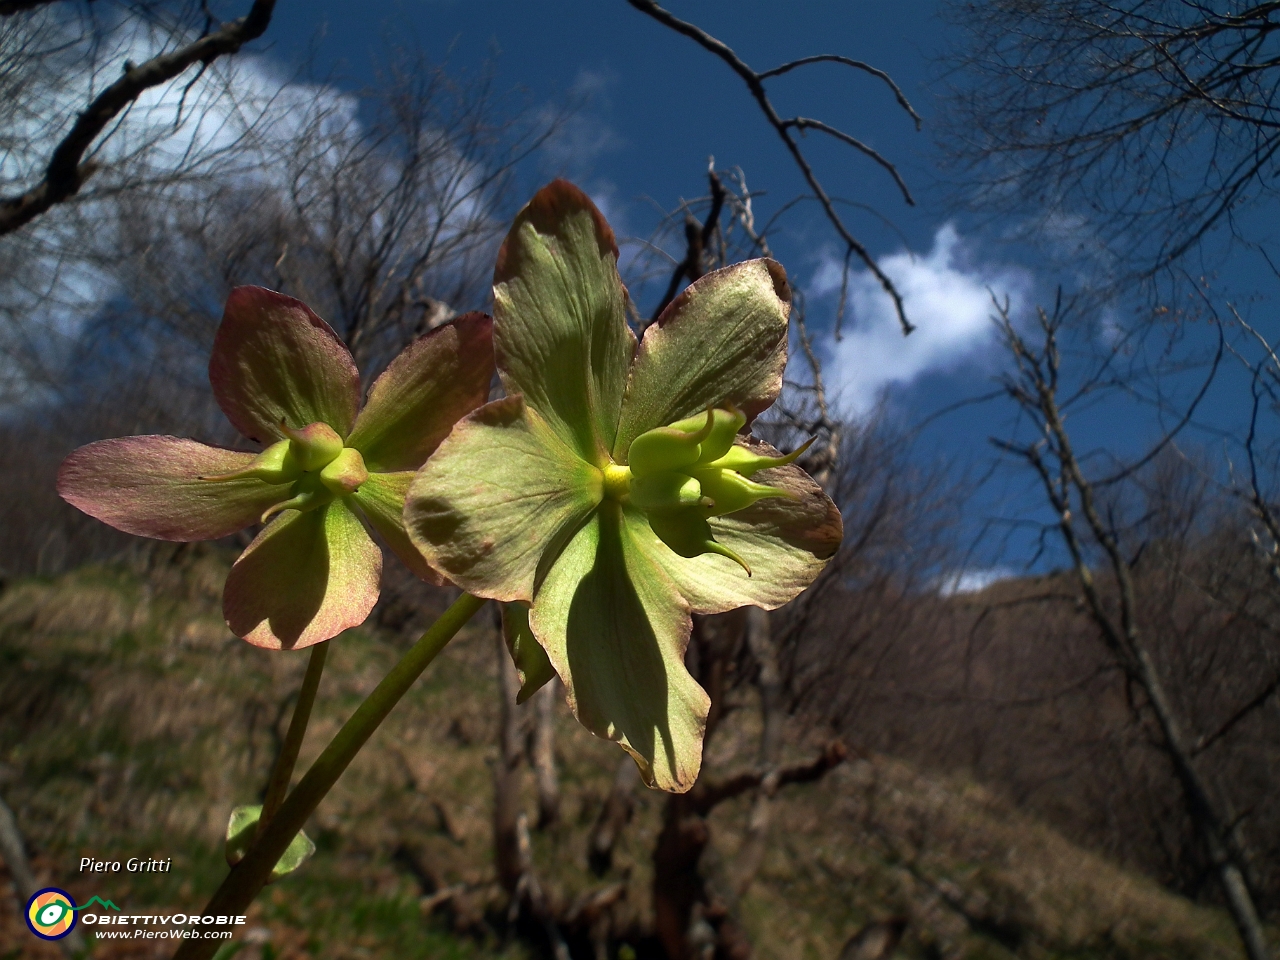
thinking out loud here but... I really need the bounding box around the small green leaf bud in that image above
[627,408,714,476]
[693,405,747,466]
[694,466,796,517]
[706,436,815,477]
[647,508,752,576]
[280,421,345,472]
[319,447,369,496]
[225,804,316,883]
[260,473,334,523]
[198,439,302,485]
[631,472,706,514]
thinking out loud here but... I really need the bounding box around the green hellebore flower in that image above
[405,181,842,792]
[58,286,494,650]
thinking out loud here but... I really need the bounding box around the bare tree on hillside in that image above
[993,297,1273,960]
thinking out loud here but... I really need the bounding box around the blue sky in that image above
[239,1,1270,575]
[261,3,1025,408]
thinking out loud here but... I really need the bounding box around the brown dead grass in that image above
[0,552,1263,960]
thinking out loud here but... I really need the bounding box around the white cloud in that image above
[538,68,623,179]
[818,224,1032,413]
[0,15,359,407]
[937,565,1016,596]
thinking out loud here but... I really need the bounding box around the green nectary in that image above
[200,421,371,522]
[606,406,811,573]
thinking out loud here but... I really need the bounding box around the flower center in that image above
[199,420,369,523]
[620,406,812,574]
[602,462,632,502]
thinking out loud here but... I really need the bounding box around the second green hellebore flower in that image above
[405,181,842,792]
[58,286,494,650]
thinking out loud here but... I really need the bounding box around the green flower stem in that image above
[257,640,329,836]
[172,591,488,960]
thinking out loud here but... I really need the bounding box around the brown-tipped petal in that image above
[224,500,381,650]
[493,180,635,465]
[57,436,287,541]
[613,260,791,459]
[345,313,495,473]
[210,286,361,444]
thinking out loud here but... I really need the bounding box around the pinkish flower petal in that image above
[404,396,603,603]
[345,313,495,472]
[224,499,381,650]
[57,436,287,541]
[210,286,361,444]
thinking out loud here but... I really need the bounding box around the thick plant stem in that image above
[172,591,487,960]
[258,640,329,835]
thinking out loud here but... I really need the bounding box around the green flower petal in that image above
[529,501,709,793]
[405,396,602,602]
[57,436,287,541]
[346,313,494,472]
[625,438,842,614]
[351,471,446,586]
[613,260,791,460]
[502,603,556,704]
[210,286,361,444]
[493,180,634,465]
[224,499,381,649]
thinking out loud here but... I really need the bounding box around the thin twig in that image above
[0,0,277,236]
[626,0,917,336]
[759,54,923,127]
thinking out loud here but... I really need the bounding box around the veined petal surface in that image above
[224,499,381,650]
[405,396,602,602]
[529,501,709,792]
[493,180,634,465]
[625,439,842,613]
[346,313,494,472]
[351,471,446,585]
[613,260,791,459]
[210,286,361,443]
[57,436,286,541]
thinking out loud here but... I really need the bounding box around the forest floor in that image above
[0,547,1265,960]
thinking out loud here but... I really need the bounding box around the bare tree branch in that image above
[693,740,847,815]
[626,0,917,337]
[0,0,276,236]
[650,161,726,322]
[942,0,1280,301]
[759,55,922,127]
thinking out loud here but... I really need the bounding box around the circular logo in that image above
[26,888,77,941]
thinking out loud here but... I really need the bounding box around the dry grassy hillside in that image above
[0,550,1265,959]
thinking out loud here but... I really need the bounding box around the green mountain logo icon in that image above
[73,896,121,912]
